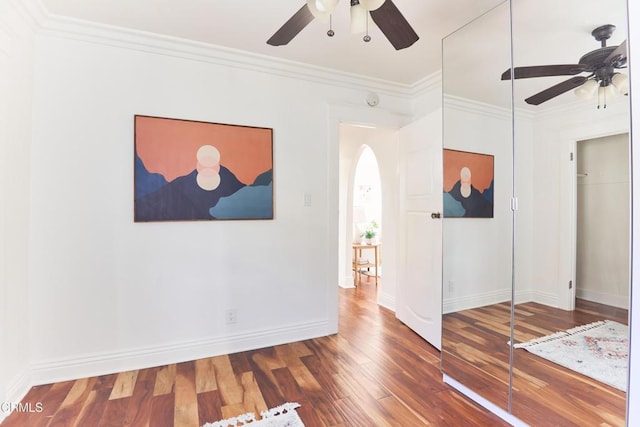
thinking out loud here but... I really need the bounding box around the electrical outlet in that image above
[448,280,454,292]
[225,309,238,324]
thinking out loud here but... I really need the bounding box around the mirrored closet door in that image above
[441,0,512,412]
[510,0,630,424]
[442,0,631,425]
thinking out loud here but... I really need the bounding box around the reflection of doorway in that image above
[575,133,630,309]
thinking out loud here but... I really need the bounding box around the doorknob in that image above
[431,212,441,219]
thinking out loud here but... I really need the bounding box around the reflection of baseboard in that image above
[527,290,559,307]
[443,289,511,314]
[577,289,629,309]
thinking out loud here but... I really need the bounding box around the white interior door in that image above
[396,109,443,350]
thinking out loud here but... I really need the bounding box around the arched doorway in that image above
[353,146,382,245]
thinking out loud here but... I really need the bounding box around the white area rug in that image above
[201,402,304,427]
[514,320,628,391]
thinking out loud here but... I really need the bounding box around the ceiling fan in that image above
[267,0,419,50]
[501,24,628,106]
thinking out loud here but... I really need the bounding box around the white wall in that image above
[26,21,414,384]
[0,0,36,420]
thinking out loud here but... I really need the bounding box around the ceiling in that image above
[39,0,629,109]
[38,0,504,85]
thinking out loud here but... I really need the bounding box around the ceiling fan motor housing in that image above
[592,24,616,46]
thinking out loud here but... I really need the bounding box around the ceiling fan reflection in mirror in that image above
[502,24,628,108]
[267,0,419,50]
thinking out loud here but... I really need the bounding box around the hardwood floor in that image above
[443,299,628,427]
[1,282,506,427]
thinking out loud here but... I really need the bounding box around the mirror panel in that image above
[510,0,630,425]
[441,1,513,411]
[442,0,631,424]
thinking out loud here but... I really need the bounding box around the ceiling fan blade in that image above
[369,0,419,50]
[501,64,589,80]
[267,4,314,46]
[605,39,628,65]
[525,76,588,105]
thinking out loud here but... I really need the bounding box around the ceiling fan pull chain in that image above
[364,15,371,42]
[327,14,335,37]
[598,85,601,109]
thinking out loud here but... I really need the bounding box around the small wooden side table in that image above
[352,243,380,286]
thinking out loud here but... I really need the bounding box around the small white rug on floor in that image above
[201,402,304,427]
[514,320,628,391]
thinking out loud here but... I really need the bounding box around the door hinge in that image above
[570,152,574,161]
[569,280,573,289]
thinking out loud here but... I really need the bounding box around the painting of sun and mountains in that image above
[134,115,273,222]
[443,149,494,218]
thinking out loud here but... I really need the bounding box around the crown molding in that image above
[444,94,512,121]
[0,0,47,57]
[411,70,442,97]
[6,0,47,30]
[31,8,421,99]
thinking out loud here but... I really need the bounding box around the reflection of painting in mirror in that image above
[443,149,494,218]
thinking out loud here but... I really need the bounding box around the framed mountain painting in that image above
[134,115,273,222]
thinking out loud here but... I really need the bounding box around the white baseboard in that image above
[0,367,31,423]
[377,291,395,312]
[30,320,330,386]
[339,274,356,288]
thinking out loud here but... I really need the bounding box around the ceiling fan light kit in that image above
[612,72,629,95]
[502,24,628,107]
[268,0,419,50]
[350,1,368,34]
[307,0,338,22]
[574,78,599,100]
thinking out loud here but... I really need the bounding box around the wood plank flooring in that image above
[443,299,628,427]
[1,282,506,427]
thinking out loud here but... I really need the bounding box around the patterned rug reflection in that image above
[514,320,628,391]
